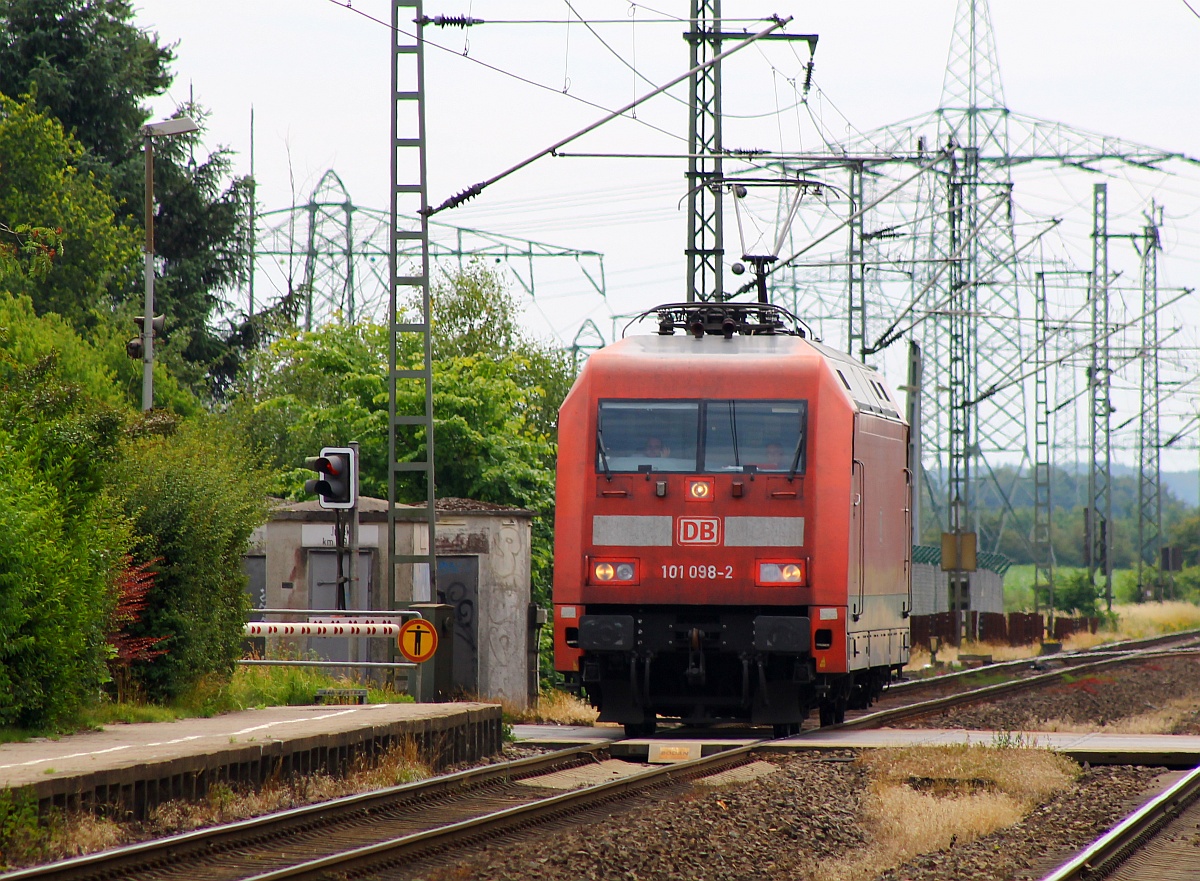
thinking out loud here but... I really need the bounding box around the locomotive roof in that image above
[582,333,904,421]
[595,332,815,359]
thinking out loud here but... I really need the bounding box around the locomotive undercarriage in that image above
[572,605,892,737]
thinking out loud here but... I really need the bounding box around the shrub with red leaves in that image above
[108,557,169,702]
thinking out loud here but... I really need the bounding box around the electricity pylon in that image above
[789,0,1195,559]
[255,170,606,331]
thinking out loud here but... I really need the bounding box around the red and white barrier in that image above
[243,621,402,638]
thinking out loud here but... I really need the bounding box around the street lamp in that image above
[141,116,199,411]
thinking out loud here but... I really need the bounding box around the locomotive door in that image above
[850,455,866,622]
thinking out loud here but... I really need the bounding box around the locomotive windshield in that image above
[597,400,807,474]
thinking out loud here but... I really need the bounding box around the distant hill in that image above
[1162,470,1199,508]
[1110,465,1197,509]
[1046,463,1197,509]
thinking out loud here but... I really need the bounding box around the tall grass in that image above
[184,663,415,715]
[78,663,414,728]
[1109,601,1200,637]
[815,745,1078,881]
[0,741,429,870]
[500,690,599,726]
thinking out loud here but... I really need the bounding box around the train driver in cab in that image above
[642,435,670,458]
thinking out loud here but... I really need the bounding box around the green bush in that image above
[0,470,125,728]
[0,298,131,729]
[111,418,270,702]
[1171,566,1200,603]
[1053,569,1103,615]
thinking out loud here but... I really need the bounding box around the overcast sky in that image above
[132,0,1200,474]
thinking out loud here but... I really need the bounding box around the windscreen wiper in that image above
[788,434,804,482]
[729,401,741,467]
[596,428,612,481]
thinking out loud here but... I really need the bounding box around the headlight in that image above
[757,560,807,585]
[591,560,638,584]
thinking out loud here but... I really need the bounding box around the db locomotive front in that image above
[553,304,911,736]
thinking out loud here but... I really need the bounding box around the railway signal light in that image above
[126,315,166,359]
[304,447,357,509]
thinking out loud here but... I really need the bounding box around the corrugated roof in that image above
[911,544,1012,576]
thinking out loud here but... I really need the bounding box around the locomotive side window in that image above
[703,400,807,473]
[596,400,806,474]
[597,401,700,472]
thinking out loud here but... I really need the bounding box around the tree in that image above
[0,293,132,728]
[1053,570,1102,616]
[0,94,139,328]
[418,263,575,443]
[0,1,254,398]
[1170,512,1200,568]
[234,265,577,606]
[0,0,173,172]
[234,321,557,510]
[146,113,252,396]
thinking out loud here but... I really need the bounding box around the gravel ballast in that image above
[408,754,1165,881]
[407,656,1200,881]
[899,655,1200,732]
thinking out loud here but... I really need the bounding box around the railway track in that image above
[1040,765,1200,881]
[823,626,1200,729]
[7,631,1197,881]
[1,743,763,881]
[831,646,1200,732]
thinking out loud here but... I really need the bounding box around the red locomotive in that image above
[553,303,911,736]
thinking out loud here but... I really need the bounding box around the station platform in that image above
[513,724,1200,768]
[1,702,501,819]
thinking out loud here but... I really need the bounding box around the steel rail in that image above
[0,745,609,881]
[882,626,1200,699]
[1038,764,1200,881]
[829,647,1200,732]
[10,632,1199,881]
[236,744,760,881]
[1082,626,1200,653]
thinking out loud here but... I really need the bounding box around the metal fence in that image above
[240,608,420,691]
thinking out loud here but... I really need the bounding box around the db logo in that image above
[677,517,722,546]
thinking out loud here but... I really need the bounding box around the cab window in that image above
[596,399,806,474]
[597,401,699,472]
[703,401,806,473]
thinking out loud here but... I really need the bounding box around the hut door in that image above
[308,550,372,662]
[437,556,480,695]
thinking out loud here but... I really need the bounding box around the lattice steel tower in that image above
[833,0,1187,555]
[1137,204,1163,599]
[686,0,724,302]
[389,0,437,609]
[1088,183,1113,610]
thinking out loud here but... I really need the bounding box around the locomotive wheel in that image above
[819,697,848,726]
[819,703,836,727]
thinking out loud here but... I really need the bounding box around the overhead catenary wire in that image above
[750,151,953,295]
[423,14,795,216]
[325,0,685,145]
[968,288,1195,408]
[562,0,690,109]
